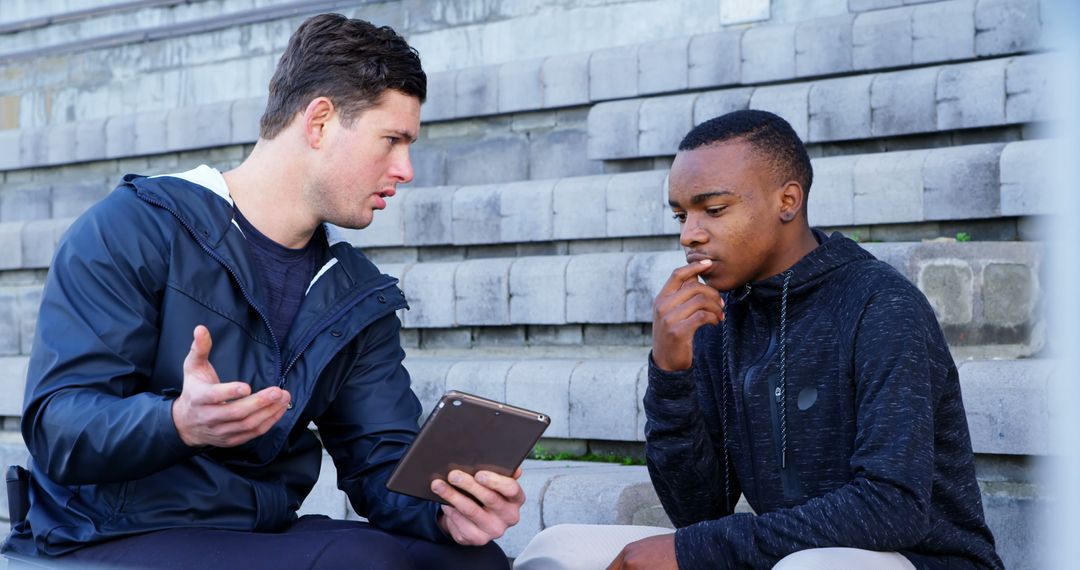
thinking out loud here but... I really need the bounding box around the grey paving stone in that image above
[975,0,1042,56]
[446,136,528,186]
[795,14,855,78]
[849,0,903,10]
[0,130,20,170]
[166,102,232,152]
[688,30,743,89]
[626,251,684,322]
[870,66,940,136]
[569,360,646,440]
[422,71,458,123]
[403,357,456,420]
[451,184,501,245]
[552,174,610,240]
[50,181,109,219]
[589,45,639,101]
[509,256,570,325]
[740,23,797,84]
[852,149,927,224]
[0,357,28,417]
[918,262,974,325]
[922,143,1003,221]
[505,359,580,438]
[73,119,107,163]
[455,257,513,326]
[133,111,168,156]
[104,114,136,159]
[0,223,23,270]
[542,466,660,526]
[982,263,1035,328]
[541,52,591,108]
[912,0,976,64]
[358,192,406,247]
[230,96,265,144]
[937,58,1008,130]
[400,262,457,328]
[0,291,18,356]
[806,155,856,227]
[1005,54,1053,124]
[586,99,641,160]
[19,128,46,169]
[853,7,914,70]
[410,144,446,187]
[0,187,50,222]
[455,66,499,118]
[529,128,602,180]
[606,170,668,238]
[403,186,455,246]
[748,83,811,142]
[498,58,544,114]
[501,179,555,243]
[808,75,873,142]
[638,37,689,96]
[566,253,631,323]
[639,94,696,158]
[297,454,346,519]
[959,359,1052,455]
[44,123,77,166]
[1000,139,1052,216]
[693,88,754,126]
[445,360,514,402]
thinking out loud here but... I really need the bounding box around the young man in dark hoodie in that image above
[615,110,1003,569]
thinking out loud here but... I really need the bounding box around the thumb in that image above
[182,325,219,384]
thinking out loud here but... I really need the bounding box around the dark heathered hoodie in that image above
[644,230,1002,570]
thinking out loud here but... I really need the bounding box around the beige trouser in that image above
[513,524,917,570]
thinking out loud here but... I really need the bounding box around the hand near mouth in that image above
[651,260,726,372]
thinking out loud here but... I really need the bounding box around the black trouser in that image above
[53,516,508,569]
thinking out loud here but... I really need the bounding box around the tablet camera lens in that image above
[452,400,462,407]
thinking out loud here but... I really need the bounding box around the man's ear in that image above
[778,181,805,223]
[302,97,336,149]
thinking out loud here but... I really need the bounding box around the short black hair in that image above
[678,110,813,196]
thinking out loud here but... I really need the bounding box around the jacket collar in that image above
[741,229,875,304]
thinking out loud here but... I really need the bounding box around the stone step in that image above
[586,53,1053,160]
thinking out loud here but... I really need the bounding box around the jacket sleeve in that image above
[22,195,197,486]
[672,288,942,569]
[643,347,741,527]
[314,311,448,544]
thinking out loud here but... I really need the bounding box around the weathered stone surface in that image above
[937,58,1008,130]
[589,45,639,101]
[402,357,455,420]
[541,53,591,108]
[104,114,136,159]
[918,261,974,325]
[552,174,609,240]
[852,149,927,224]
[50,181,108,219]
[451,184,501,244]
[410,144,446,187]
[626,251,683,322]
[529,128,601,180]
[807,155,856,227]
[849,0,903,10]
[569,360,645,440]
[975,0,1043,56]
[982,486,1044,570]
[808,75,873,142]
[586,99,641,160]
[0,292,18,356]
[403,186,455,246]
[749,83,810,141]
[44,122,76,166]
[1000,139,1052,216]
[1,187,50,222]
[1005,54,1053,124]
[638,94,695,158]
[637,37,689,95]
[740,23,797,84]
[912,0,976,64]
[688,30,742,89]
[297,454,346,519]
[542,466,661,526]
[455,66,499,117]
[445,359,514,402]
[870,66,939,136]
[446,136,528,186]
[0,130,20,170]
[606,170,667,238]
[133,111,168,156]
[0,222,23,270]
[500,180,555,243]
[0,357,28,417]
[498,58,544,113]
[505,359,580,438]
[566,253,631,323]
[922,143,1003,221]
[230,96,265,144]
[853,7,913,70]
[73,119,107,163]
[796,14,855,78]
[693,88,753,126]
[400,262,456,328]
[982,263,1036,328]
[455,258,512,326]
[509,256,569,325]
[959,359,1052,455]
[165,102,231,151]
[422,71,457,123]
[19,128,46,169]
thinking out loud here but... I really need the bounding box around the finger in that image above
[662,295,725,325]
[447,471,502,507]
[657,281,724,312]
[474,471,525,505]
[216,401,290,446]
[440,505,490,546]
[431,478,502,537]
[512,466,523,479]
[186,381,253,406]
[657,261,714,296]
[201,387,287,423]
[182,325,217,381]
[606,548,627,570]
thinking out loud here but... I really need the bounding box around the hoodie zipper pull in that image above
[775,386,782,403]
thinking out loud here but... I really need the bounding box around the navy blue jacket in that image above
[4,173,443,556]
[644,231,1002,569]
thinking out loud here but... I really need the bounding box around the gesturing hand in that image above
[432,467,525,545]
[651,260,726,371]
[171,325,292,448]
[607,533,678,570]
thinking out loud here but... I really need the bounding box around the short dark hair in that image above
[678,110,813,195]
[259,13,426,139]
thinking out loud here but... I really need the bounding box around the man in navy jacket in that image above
[4,14,521,569]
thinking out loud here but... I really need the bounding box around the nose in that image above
[389,148,414,184]
[679,214,708,248]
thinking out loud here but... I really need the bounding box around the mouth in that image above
[685,252,714,265]
[372,187,396,210]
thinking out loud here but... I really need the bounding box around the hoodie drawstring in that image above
[777,270,793,470]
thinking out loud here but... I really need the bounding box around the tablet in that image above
[386,390,550,504]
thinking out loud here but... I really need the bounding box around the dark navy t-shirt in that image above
[233,207,328,344]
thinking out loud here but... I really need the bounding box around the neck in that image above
[223,139,318,249]
[766,224,820,280]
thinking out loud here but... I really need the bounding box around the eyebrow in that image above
[669,190,735,208]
